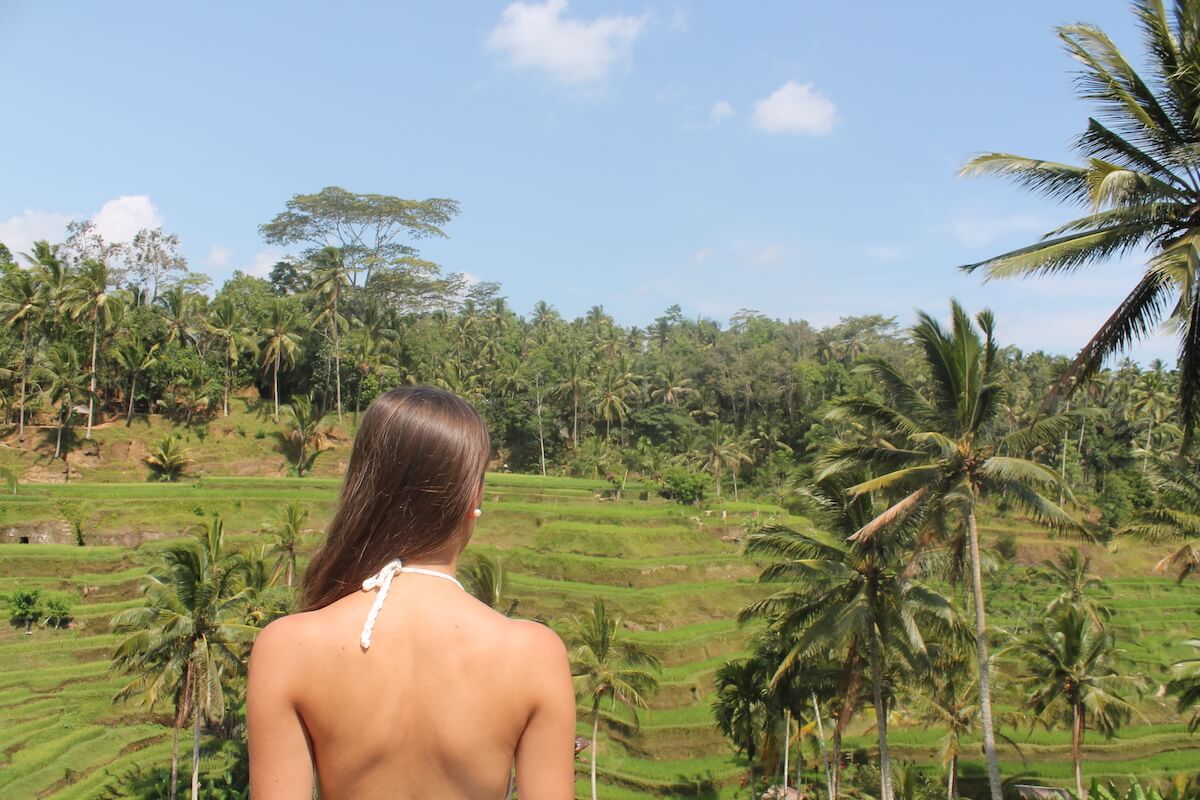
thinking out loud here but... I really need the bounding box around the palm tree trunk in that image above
[967,508,1004,800]
[333,294,342,422]
[1072,703,1085,800]
[812,691,833,800]
[55,401,66,460]
[536,387,547,477]
[947,754,957,800]
[127,372,137,425]
[870,633,893,800]
[273,350,281,423]
[748,752,757,800]
[191,666,202,800]
[17,325,28,443]
[287,556,294,588]
[732,467,739,502]
[224,348,231,417]
[590,711,600,800]
[86,318,98,439]
[832,729,843,800]
[170,689,187,800]
[782,709,790,796]
[573,389,579,448]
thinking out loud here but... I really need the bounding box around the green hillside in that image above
[2,413,1199,798]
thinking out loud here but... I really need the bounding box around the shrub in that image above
[43,594,74,629]
[144,434,191,482]
[6,588,42,632]
[658,466,708,505]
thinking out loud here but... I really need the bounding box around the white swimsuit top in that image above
[359,559,465,650]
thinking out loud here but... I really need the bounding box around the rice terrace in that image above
[6,1,1200,799]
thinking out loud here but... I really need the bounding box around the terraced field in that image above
[2,469,1200,798]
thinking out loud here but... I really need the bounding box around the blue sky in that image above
[0,1,1175,361]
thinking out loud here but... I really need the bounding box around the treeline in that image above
[0,220,1183,533]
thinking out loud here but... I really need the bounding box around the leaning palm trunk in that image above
[1072,703,1085,800]
[967,508,1004,800]
[85,318,98,439]
[223,348,231,417]
[17,326,28,442]
[812,692,833,800]
[273,350,281,423]
[869,633,894,800]
[54,398,68,460]
[126,372,138,425]
[590,711,600,800]
[191,663,202,800]
[333,294,342,422]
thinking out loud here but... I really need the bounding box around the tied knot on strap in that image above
[360,559,404,650]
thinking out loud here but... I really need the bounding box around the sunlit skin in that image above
[247,493,576,800]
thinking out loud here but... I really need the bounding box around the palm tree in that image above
[1038,547,1113,624]
[0,267,47,442]
[1016,607,1142,800]
[263,503,307,588]
[740,477,955,800]
[820,301,1079,800]
[594,364,634,441]
[206,296,255,417]
[568,597,661,800]
[712,657,771,800]
[111,336,159,425]
[111,516,254,800]
[556,345,592,448]
[36,342,90,461]
[258,299,305,423]
[649,364,695,406]
[284,393,328,477]
[309,246,351,421]
[907,645,978,800]
[461,553,519,615]
[1168,638,1200,733]
[24,240,69,332]
[0,466,17,496]
[958,1,1200,446]
[699,421,752,500]
[66,258,124,439]
[1120,455,1200,582]
[144,435,191,482]
[156,286,202,348]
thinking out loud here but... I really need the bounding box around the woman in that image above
[248,386,577,799]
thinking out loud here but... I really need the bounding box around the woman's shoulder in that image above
[249,610,328,673]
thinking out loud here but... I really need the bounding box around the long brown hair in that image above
[302,386,490,611]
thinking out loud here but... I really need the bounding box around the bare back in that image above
[248,574,576,800]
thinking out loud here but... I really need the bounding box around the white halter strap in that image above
[360,559,465,650]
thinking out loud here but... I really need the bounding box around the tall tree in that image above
[820,301,1079,800]
[740,477,955,800]
[959,0,1200,446]
[111,516,254,800]
[206,296,255,417]
[0,266,47,441]
[110,336,159,425]
[568,597,661,800]
[127,227,188,301]
[283,393,328,477]
[258,299,305,423]
[1016,607,1141,800]
[712,658,771,800]
[309,246,352,421]
[36,341,89,460]
[1120,454,1200,582]
[259,187,459,287]
[66,258,124,439]
[263,503,307,588]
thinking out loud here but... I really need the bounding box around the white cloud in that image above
[687,248,713,266]
[752,81,837,136]
[90,195,163,243]
[486,0,646,86]
[709,100,735,126]
[247,249,283,278]
[0,209,73,258]
[947,212,1044,248]
[206,245,231,269]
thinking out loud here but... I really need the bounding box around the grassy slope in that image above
[1,408,1198,798]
